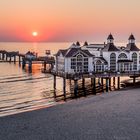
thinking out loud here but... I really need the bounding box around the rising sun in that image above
[32,32,38,37]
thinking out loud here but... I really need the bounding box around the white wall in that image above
[102,52,111,68]
[64,58,72,73]
[88,57,93,72]
[57,55,65,71]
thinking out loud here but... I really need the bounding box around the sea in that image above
[0,42,71,117]
[0,42,138,117]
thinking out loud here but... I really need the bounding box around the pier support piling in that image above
[82,78,86,96]
[28,60,32,72]
[44,61,47,71]
[53,75,56,98]
[92,78,96,95]
[109,78,111,91]
[2,53,5,60]
[6,54,8,61]
[14,56,16,64]
[63,77,66,100]
[74,80,78,98]
[117,77,120,89]
[19,56,21,66]
[133,77,136,85]
[22,58,26,69]
[101,78,104,92]
[113,77,116,89]
[106,78,109,92]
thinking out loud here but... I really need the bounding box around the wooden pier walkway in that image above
[51,70,140,101]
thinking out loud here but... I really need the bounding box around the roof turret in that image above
[83,41,88,46]
[107,33,114,40]
[128,34,135,40]
[76,41,80,46]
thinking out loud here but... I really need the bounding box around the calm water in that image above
[0,42,139,117]
[0,42,71,117]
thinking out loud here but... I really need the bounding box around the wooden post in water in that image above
[6,54,8,61]
[106,78,109,92]
[53,75,56,98]
[28,60,32,72]
[92,78,96,95]
[117,77,120,89]
[19,56,21,66]
[69,79,72,90]
[109,78,111,91]
[44,61,47,71]
[63,77,66,100]
[14,56,16,64]
[9,56,11,62]
[74,79,78,98]
[0,53,1,60]
[113,77,116,89]
[22,58,26,69]
[2,53,5,60]
[133,77,136,85]
[82,78,86,96]
[101,78,104,92]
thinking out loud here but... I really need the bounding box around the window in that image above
[71,58,76,72]
[118,53,127,60]
[84,58,88,72]
[71,54,89,73]
[132,53,137,71]
[96,60,102,72]
[118,53,128,72]
[77,55,83,61]
[110,53,116,71]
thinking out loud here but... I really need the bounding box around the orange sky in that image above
[0,0,140,42]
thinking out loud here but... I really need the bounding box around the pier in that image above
[51,34,140,101]
[0,49,140,101]
[51,71,140,101]
[0,50,55,72]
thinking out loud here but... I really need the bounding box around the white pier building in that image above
[54,34,140,74]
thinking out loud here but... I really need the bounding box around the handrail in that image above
[52,70,140,79]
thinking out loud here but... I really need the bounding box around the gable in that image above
[93,57,108,64]
[56,49,68,57]
[72,50,89,57]
[65,48,93,58]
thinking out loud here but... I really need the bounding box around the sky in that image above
[0,0,140,42]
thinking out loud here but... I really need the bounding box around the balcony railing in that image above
[52,70,140,79]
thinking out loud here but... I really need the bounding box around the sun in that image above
[32,32,38,37]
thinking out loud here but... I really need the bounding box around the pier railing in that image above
[52,70,140,79]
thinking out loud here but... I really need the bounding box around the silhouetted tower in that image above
[128,34,135,44]
[76,41,80,46]
[84,41,88,46]
[107,33,114,44]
